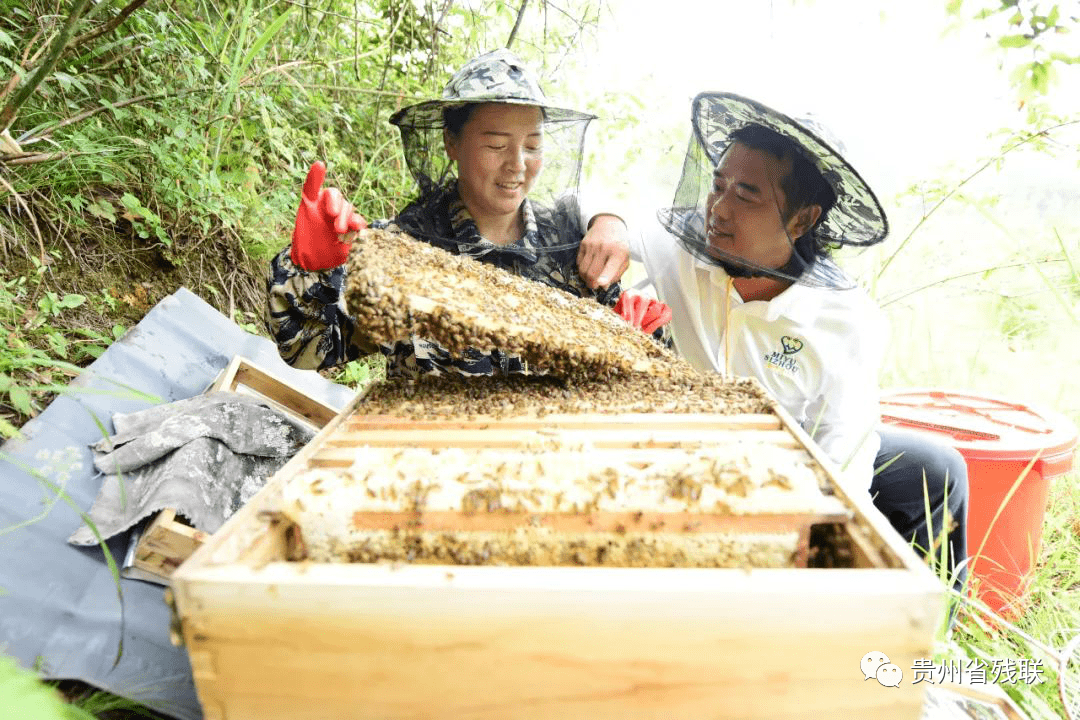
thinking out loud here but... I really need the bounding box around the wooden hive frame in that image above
[207,354,339,428]
[170,388,945,720]
[301,412,852,568]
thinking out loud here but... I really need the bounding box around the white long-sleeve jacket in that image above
[595,204,887,491]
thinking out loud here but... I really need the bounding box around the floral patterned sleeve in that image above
[265,243,529,376]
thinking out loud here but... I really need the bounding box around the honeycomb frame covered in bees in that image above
[344,227,688,378]
[280,438,851,569]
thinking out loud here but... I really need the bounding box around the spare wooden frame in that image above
[126,356,338,584]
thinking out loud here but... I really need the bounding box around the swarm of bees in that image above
[346,228,676,379]
[315,526,799,569]
[281,428,845,569]
[359,372,774,420]
[343,227,776,416]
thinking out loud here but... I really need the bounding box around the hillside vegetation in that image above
[0,0,598,433]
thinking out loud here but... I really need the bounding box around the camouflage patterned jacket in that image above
[266,183,621,376]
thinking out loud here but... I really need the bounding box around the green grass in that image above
[869,177,1080,719]
[52,679,168,719]
[945,474,1080,720]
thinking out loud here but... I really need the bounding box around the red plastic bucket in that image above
[879,389,1077,618]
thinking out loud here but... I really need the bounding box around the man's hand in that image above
[613,289,672,335]
[577,214,630,290]
[290,161,367,271]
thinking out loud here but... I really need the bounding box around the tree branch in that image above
[0,173,46,261]
[0,30,46,105]
[0,151,74,165]
[27,91,167,141]
[0,73,22,107]
[0,0,95,134]
[506,0,530,49]
[876,118,1080,279]
[880,259,1069,307]
[425,0,455,79]
[68,0,150,52]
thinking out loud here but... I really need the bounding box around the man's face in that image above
[704,141,800,271]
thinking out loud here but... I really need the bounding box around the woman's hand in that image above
[613,289,672,335]
[290,161,367,271]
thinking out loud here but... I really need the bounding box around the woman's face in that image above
[445,103,544,226]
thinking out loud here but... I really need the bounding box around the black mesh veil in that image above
[658,92,889,290]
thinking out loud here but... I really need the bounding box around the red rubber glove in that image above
[613,290,672,335]
[290,161,367,271]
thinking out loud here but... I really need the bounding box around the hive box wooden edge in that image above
[170,385,946,720]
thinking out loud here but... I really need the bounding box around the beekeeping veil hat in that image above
[658,91,889,289]
[389,49,595,209]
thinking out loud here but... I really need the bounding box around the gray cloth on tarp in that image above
[68,392,314,546]
[0,287,355,720]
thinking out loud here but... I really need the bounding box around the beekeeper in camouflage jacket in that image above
[267,49,669,376]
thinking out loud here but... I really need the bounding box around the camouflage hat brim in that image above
[390,49,594,129]
[390,98,594,130]
[692,92,888,247]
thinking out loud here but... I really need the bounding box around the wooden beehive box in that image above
[170,379,945,720]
